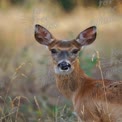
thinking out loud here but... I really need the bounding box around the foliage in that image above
[57,0,76,12]
[0,96,76,122]
[79,50,97,77]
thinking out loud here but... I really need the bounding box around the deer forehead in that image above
[49,40,80,50]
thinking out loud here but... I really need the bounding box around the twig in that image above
[95,51,109,112]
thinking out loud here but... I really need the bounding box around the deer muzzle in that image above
[58,61,71,71]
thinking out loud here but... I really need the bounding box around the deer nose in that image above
[58,61,71,70]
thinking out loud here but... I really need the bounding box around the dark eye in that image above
[50,49,57,54]
[72,49,79,54]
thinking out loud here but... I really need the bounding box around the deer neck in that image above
[55,59,86,99]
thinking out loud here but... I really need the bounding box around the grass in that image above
[0,43,77,122]
[0,96,77,122]
[0,2,121,121]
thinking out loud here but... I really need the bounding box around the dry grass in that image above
[0,1,121,121]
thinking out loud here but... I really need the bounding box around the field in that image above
[0,0,121,122]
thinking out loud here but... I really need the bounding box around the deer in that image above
[34,24,122,122]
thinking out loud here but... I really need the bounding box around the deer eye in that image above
[50,49,57,54]
[72,49,79,54]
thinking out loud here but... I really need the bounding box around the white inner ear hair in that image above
[76,38,86,45]
[45,32,51,40]
[93,27,96,34]
[79,33,85,40]
[76,33,86,45]
[35,26,40,34]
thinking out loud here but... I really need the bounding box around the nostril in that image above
[67,63,71,68]
[58,61,71,70]
[58,63,61,67]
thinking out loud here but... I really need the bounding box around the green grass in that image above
[79,50,97,76]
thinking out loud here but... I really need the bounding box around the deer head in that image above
[34,24,97,75]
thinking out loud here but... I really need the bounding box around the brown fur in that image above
[34,24,122,122]
[56,59,122,122]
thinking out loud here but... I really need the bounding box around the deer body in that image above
[34,24,122,122]
[56,59,122,122]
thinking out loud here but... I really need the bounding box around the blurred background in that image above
[0,0,122,121]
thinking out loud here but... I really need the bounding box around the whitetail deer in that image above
[34,24,122,122]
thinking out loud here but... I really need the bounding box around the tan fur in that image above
[34,24,122,122]
[56,59,122,122]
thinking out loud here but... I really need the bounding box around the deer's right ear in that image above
[34,24,55,46]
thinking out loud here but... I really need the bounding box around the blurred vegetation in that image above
[57,0,77,12]
[0,96,76,122]
[79,51,97,77]
[0,0,121,121]
[0,0,120,11]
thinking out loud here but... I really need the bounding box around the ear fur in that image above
[76,26,97,46]
[34,24,55,45]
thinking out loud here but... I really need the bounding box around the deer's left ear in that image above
[75,26,97,46]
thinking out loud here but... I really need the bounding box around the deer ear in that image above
[75,26,97,46]
[34,24,55,45]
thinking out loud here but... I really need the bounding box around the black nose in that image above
[58,61,71,70]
